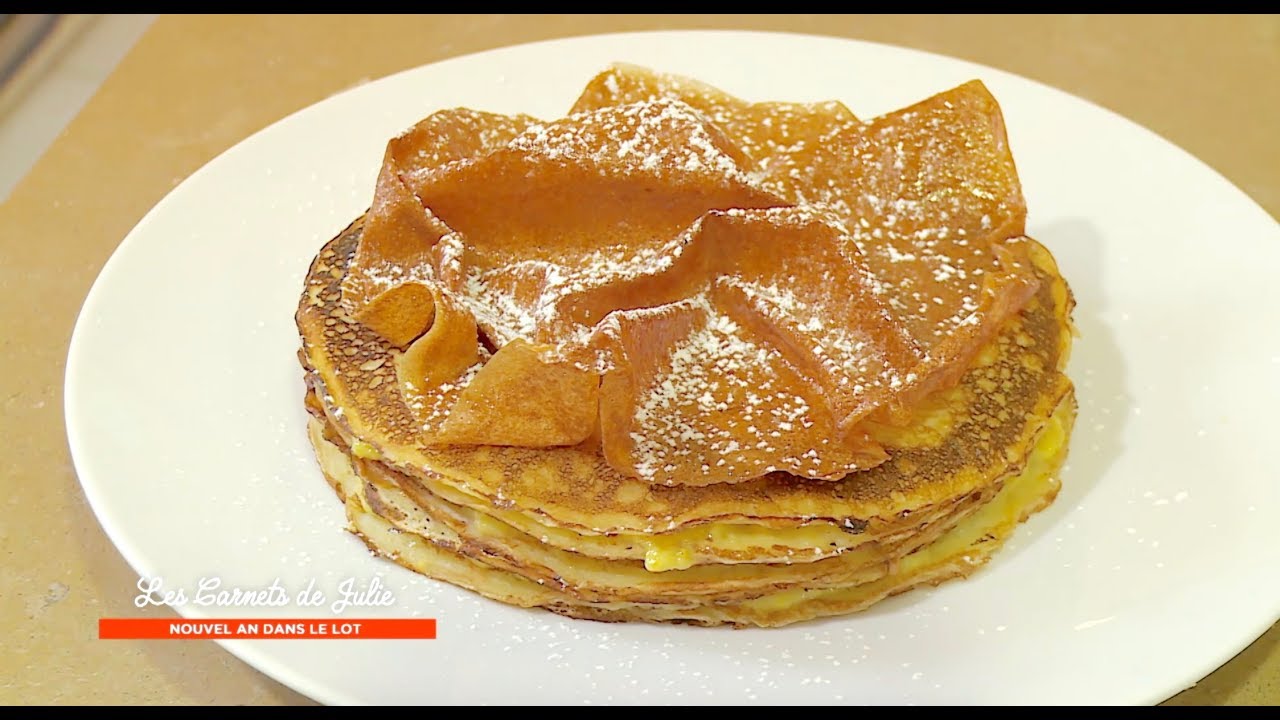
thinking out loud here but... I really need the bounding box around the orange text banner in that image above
[99,618,437,639]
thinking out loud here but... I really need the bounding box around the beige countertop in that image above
[0,14,1275,705]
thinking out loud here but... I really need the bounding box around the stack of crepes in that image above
[296,64,1077,627]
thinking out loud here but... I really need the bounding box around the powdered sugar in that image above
[345,79,1036,483]
[507,99,755,187]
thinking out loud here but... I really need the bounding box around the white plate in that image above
[66,30,1280,705]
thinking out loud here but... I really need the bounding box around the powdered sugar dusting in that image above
[342,73,1037,484]
[508,99,756,188]
[403,361,486,435]
[620,296,865,484]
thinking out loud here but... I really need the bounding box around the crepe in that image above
[294,64,1077,626]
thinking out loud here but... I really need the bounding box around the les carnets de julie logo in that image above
[98,576,436,640]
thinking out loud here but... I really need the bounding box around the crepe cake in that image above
[295,64,1077,627]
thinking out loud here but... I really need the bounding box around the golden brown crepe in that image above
[294,64,1077,626]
